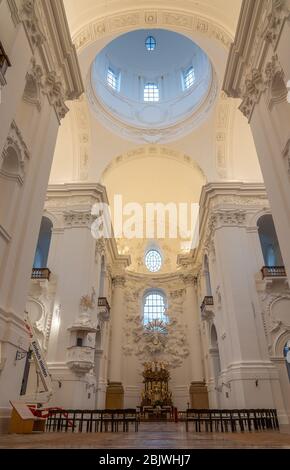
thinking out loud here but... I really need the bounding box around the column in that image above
[182,274,209,408]
[106,275,125,408]
[212,210,286,413]
[223,1,290,282]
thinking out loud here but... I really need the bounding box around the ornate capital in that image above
[210,210,247,231]
[181,274,197,287]
[169,289,185,298]
[112,275,126,288]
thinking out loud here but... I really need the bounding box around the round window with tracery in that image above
[145,250,162,273]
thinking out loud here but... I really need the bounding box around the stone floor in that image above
[1,422,290,449]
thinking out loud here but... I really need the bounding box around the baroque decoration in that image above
[122,279,190,368]
[141,361,173,407]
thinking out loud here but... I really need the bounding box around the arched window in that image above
[144,83,159,102]
[145,249,162,273]
[257,215,283,266]
[145,36,156,51]
[143,290,168,325]
[284,341,290,383]
[33,217,53,268]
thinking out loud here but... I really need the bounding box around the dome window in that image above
[183,66,195,90]
[107,67,120,91]
[145,36,156,51]
[144,83,159,102]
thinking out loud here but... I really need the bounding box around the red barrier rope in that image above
[28,405,74,427]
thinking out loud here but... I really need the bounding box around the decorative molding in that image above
[73,9,232,52]
[23,58,43,110]
[1,120,30,183]
[42,71,69,122]
[239,70,267,121]
[95,237,106,257]
[7,0,83,118]
[122,277,189,369]
[19,0,46,50]
[87,67,218,145]
[63,210,95,228]
[223,0,290,120]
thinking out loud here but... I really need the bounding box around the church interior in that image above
[1,0,290,450]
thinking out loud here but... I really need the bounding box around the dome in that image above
[88,29,217,144]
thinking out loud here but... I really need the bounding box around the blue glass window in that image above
[145,36,156,51]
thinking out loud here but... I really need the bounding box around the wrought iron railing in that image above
[31,268,51,280]
[98,297,111,312]
[200,296,214,312]
[261,266,286,279]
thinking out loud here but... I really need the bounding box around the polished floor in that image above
[1,422,290,449]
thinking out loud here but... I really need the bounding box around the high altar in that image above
[141,361,173,407]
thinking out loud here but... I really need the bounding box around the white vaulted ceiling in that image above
[50,0,263,268]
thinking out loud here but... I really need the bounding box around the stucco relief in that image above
[258,287,290,355]
[215,92,235,179]
[122,277,190,368]
[1,120,30,183]
[73,9,232,52]
[26,276,57,351]
[72,96,91,181]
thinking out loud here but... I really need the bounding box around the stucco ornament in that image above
[79,288,96,324]
[123,283,190,368]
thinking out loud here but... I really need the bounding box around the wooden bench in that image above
[9,401,46,434]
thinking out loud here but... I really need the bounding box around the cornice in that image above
[46,182,109,204]
[194,182,268,267]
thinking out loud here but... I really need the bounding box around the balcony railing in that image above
[98,297,111,322]
[31,268,51,280]
[261,266,287,279]
[98,297,110,311]
[200,296,214,312]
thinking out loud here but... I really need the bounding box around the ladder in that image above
[20,312,53,404]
